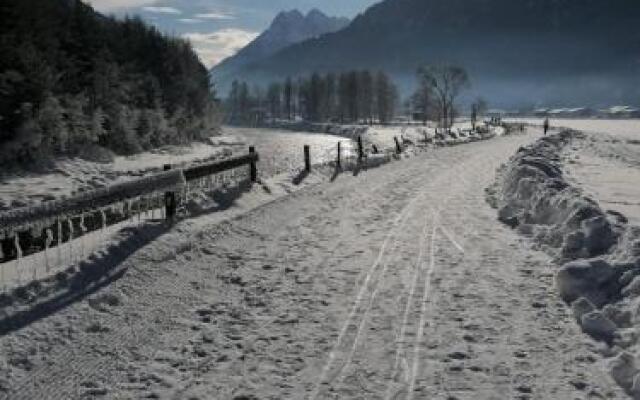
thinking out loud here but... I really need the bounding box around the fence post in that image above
[163,164,177,222]
[337,142,342,169]
[249,146,257,182]
[304,145,311,172]
[394,136,402,154]
[357,136,364,161]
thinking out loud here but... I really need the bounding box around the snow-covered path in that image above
[0,131,626,399]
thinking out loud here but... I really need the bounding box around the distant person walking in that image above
[543,118,550,135]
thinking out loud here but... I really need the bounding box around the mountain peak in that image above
[272,9,304,26]
[211,7,350,86]
[306,8,326,20]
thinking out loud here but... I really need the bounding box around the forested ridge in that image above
[0,0,219,166]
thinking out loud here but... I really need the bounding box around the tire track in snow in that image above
[312,154,469,396]
[407,218,438,400]
[309,188,428,400]
[391,157,475,400]
[335,210,428,384]
[384,213,432,400]
[368,153,477,399]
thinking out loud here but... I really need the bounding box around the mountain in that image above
[210,9,349,90]
[217,0,640,108]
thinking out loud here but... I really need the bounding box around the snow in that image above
[506,118,640,141]
[562,131,640,225]
[491,124,640,397]
[0,142,235,212]
[581,311,617,343]
[0,127,627,399]
[488,129,627,260]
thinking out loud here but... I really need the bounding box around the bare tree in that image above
[411,80,432,126]
[417,65,470,131]
[284,77,293,120]
[471,97,488,130]
[266,82,282,121]
[375,71,397,124]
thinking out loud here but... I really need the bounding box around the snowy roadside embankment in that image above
[488,129,640,397]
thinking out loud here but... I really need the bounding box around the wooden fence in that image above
[0,149,259,270]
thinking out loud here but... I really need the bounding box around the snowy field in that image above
[223,126,357,176]
[564,136,640,225]
[0,126,629,399]
[0,128,357,213]
[506,118,639,140]
[0,142,238,211]
[508,119,639,224]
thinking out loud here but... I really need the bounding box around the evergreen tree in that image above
[0,0,219,164]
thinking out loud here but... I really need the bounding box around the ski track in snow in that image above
[0,128,629,400]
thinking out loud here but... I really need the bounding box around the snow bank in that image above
[489,130,627,259]
[265,121,369,139]
[206,136,245,147]
[489,129,640,397]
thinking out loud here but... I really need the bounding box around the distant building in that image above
[547,108,595,118]
[487,109,506,117]
[599,105,640,118]
[533,108,550,117]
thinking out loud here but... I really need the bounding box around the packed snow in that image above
[489,124,640,398]
[0,125,629,399]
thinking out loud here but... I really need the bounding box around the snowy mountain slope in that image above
[210,9,349,88]
[0,128,625,399]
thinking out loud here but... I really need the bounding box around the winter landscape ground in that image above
[2,0,639,398]
[1,121,639,399]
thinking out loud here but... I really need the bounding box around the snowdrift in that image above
[265,121,369,139]
[489,130,640,397]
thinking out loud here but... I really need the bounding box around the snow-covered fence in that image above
[307,139,393,176]
[0,170,185,237]
[0,150,259,290]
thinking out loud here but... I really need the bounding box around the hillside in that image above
[219,0,640,108]
[0,0,218,166]
[210,9,349,93]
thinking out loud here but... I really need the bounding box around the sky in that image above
[86,0,379,68]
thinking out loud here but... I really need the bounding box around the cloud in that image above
[86,0,158,12]
[194,12,235,21]
[178,18,203,24]
[182,29,258,68]
[142,6,182,14]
